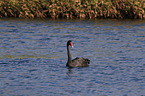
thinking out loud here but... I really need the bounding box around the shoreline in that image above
[0,0,145,19]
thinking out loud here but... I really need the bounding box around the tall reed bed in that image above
[0,0,145,19]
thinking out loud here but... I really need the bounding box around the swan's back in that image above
[67,57,90,67]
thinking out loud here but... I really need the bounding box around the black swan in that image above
[66,40,90,67]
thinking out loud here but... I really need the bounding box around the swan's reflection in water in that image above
[66,68,73,78]
[66,66,89,78]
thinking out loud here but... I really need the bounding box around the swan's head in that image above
[67,40,73,48]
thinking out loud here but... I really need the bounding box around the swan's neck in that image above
[67,45,72,63]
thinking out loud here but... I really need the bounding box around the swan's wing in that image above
[72,57,79,61]
[72,57,90,67]
[81,58,90,64]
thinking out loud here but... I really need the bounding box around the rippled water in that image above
[0,18,145,96]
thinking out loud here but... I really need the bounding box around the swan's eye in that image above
[70,42,73,48]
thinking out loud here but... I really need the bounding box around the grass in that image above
[0,0,145,19]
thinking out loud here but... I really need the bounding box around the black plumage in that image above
[66,40,90,67]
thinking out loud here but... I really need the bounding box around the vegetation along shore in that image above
[0,0,145,19]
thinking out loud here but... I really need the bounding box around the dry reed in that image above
[0,0,145,19]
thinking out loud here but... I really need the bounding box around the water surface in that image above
[0,18,145,96]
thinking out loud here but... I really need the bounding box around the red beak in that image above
[70,42,73,48]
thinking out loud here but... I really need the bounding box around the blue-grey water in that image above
[0,18,145,96]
